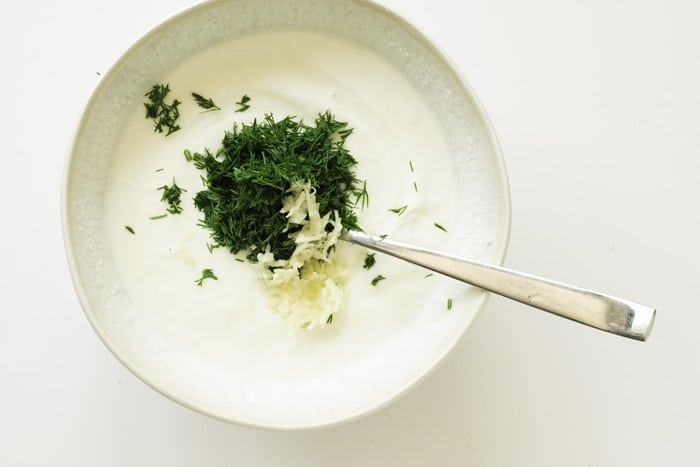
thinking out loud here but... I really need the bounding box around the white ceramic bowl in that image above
[62,0,510,430]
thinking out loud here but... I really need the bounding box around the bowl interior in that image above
[63,0,510,429]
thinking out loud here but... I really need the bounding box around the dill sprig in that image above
[235,94,251,112]
[195,268,218,286]
[355,180,369,210]
[389,204,407,216]
[192,92,221,112]
[447,298,453,310]
[144,84,181,136]
[371,275,386,286]
[158,179,187,215]
[125,225,135,234]
[434,222,448,233]
[191,112,363,261]
[363,253,376,270]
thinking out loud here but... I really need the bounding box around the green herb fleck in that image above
[155,168,164,173]
[149,214,167,220]
[144,84,181,136]
[389,204,408,216]
[184,149,193,162]
[371,275,386,286]
[409,160,414,172]
[434,222,448,233]
[192,112,363,261]
[413,181,418,192]
[379,234,388,241]
[424,273,434,278]
[326,314,334,324]
[195,268,218,286]
[125,225,135,234]
[447,298,453,310]
[363,253,376,270]
[192,92,221,112]
[355,180,369,210]
[158,179,187,215]
[235,94,251,112]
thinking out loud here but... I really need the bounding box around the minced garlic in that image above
[254,182,346,329]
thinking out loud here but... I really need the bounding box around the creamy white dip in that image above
[104,28,457,375]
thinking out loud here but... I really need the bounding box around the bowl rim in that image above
[61,0,512,431]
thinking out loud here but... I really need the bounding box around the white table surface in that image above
[2,0,698,465]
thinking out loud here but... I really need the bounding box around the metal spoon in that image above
[341,230,656,341]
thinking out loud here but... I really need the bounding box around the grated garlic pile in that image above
[254,182,346,329]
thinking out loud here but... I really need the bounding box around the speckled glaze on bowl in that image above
[62,0,510,430]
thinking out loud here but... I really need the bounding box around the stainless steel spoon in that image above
[341,230,656,341]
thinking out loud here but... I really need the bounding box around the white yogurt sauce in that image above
[105,28,458,379]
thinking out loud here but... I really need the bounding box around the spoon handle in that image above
[341,230,655,341]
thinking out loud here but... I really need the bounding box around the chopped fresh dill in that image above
[191,92,221,112]
[434,222,448,233]
[371,275,386,286]
[355,180,369,210]
[195,268,218,286]
[149,214,167,220]
[158,178,187,215]
[326,314,334,324]
[447,298,453,310]
[424,273,434,278]
[235,94,251,112]
[409,160,414,172]
[389,204,408,216]
[363,253,376,270]
[206,243,219,254]
[125,225,135,234]
[413,181,418,192]
[379,234,388,241]
[144,84,181,136]
[155,168,164,173]
[183,149,193,162]
[191,112,363,261]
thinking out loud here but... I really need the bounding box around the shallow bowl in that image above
[62,0,510,430]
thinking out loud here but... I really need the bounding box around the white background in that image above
[2,0,698,465]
